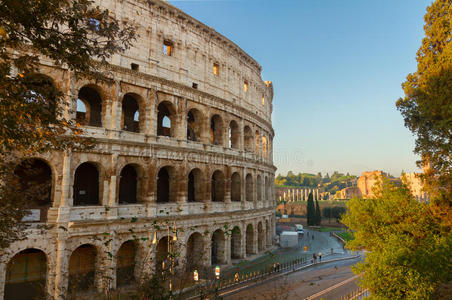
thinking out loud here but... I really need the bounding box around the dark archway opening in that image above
[122,94,140,132]
[211,171,225,202]
[231,227,242,259]
[246,174,253,202]
[116,241,136,287]
[188,168,202,203]
[77,86,102,127]
[157,102,173,137]
[186,233,204,271]
[211,230,225,265]
[68,244,97,293]
[119,165,137,204]
[157,167,171,203]
[73,162,99,206]
[4,249,47,300]
[210,115,223,145]
[231,172,241,202]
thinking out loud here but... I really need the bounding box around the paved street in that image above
[223,256,362,300]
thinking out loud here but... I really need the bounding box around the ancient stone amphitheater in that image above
[0,0,275,299]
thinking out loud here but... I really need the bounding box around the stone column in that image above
[107,153,118,219]
[53,232,69,300]
[177,165,187,211]
[56,151,72,223]
[175,98,187,140]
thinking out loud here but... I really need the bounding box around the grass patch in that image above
[317,226,341,232]
[337,231,354,241]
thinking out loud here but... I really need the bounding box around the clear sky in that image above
[169,0,431,177]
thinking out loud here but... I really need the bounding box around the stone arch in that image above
[121,93,141,133]
[246,173,253,202]
[262,136,268,157]
[188,168,203,203]
[116,240,137,287]
[157,166,176,203]
[211,229,226,265]
[23,73,58,123]
[73,162,100,206]
[228,120,239,149]
[77,85,103,127]
[231,172,241,202]
[230,226,242,259]
[187,108,203,142]
[211,170,225,202]
[118,164,139,204]
[4,249,47,300]
[265,176,270,202]
[14,159,52,220]
[155,236,177,272]
[68,244,97,293]
[266,219,271,246]
[210,114,223,145]
[246,224,254,255]
[157,101,176,137]
[186,232,204,270]
[258,221,265,252]
[256,175,262,202]
[244,126,253,152]
[255,131,260,155]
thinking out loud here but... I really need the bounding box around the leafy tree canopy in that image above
[396,0,452,203]
[0,0,135,248]
[342,180,452,298]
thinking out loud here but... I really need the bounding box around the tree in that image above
[396,0,452,203]
[314,199,321,225]
[0,0,135,248]
[306,192,315,226]
[342,180,452,298]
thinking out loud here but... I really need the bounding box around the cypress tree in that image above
[306,192,315,226]
[315,199,321,225]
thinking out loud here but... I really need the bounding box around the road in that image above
[223,256,362,300]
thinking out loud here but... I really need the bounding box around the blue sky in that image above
[169,0,431,177]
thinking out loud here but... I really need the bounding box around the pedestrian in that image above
[318,251,322,262]
[313,253,317,264]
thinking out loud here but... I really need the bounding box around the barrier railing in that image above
[339,287,369,299]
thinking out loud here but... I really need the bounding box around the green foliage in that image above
[306,192,315,226]
[275,171,356,194]
[396,0,452,202]
[342,180,452,298]
[314,199,321,225]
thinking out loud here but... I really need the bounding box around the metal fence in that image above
[339,287,369,300]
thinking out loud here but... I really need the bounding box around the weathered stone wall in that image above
[0,1,276,299]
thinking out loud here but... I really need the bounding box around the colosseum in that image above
[0,0,275,299]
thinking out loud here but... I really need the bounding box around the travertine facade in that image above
[357,170,387,198]
[0,1,276,299]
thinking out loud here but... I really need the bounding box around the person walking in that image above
[313,253,317,264]
[318,251,322,262]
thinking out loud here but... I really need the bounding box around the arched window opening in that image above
[14,159,52,214]
[229,120,239,149]
[157,102,174,137]
[116,241,136,287]
[257,176,262,202]
[122,94,140,132]
[265,177,270,202]
[69,244,97,293]
[262,136,268,157]
[186,233,204,271]
[210,115,223,145]
[188,168,202,203]
[211,230,225,265]
[211,170,225,202]
[156,236,177,272]
[157,167,173,203]
[244,126,253,152]
[187,109,203,142]
[73,163,99,206]
[5,249,47,300]
[246,224,254,255]
[231,227,242,259]
[255,131,260,155]
[246,174,253,202]
[231,172,241,202]
[23,74,57,123]
[258,222,265,252]
[119,165,138,204]
[77,86,102,127]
